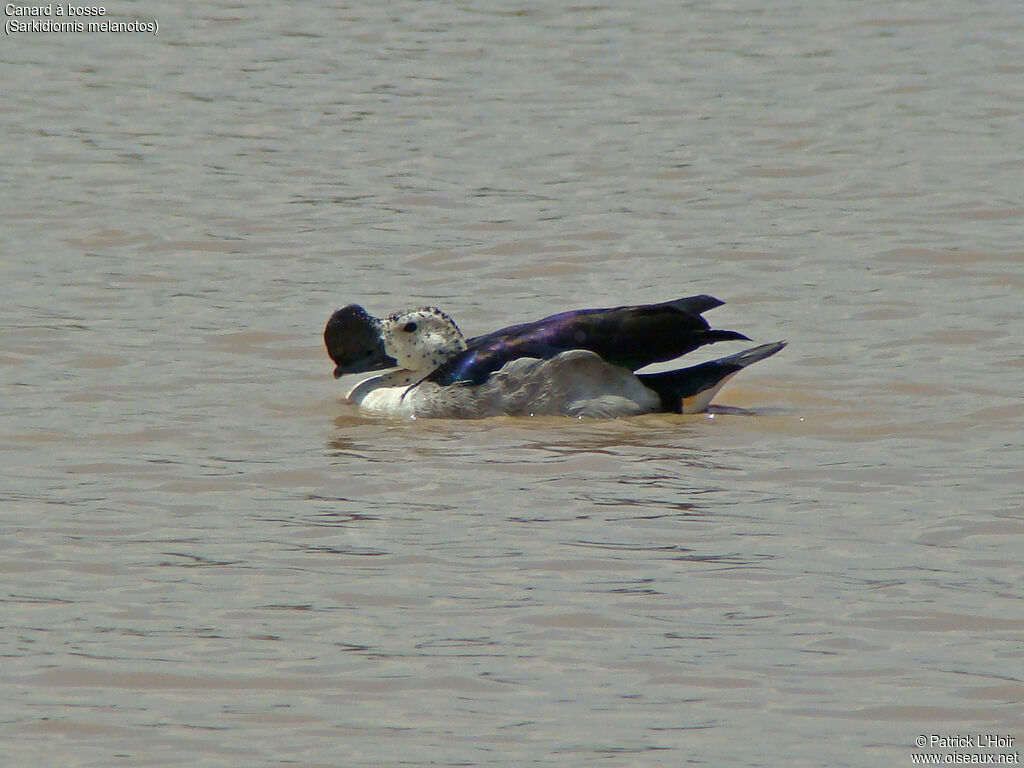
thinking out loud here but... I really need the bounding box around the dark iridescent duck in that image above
[324,296,785,418]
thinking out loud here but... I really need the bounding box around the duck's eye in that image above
[402,321,418,333]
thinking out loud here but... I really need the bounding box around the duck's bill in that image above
[324,304,397,377]
[332,354,396,378]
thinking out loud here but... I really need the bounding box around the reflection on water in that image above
[3,0,1023,766]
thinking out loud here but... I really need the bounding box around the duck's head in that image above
[382,307,468,372]
[324,304,398,378]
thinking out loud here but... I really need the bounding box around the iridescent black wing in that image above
[428,295,749,386]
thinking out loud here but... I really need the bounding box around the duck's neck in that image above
[392,331,467,372]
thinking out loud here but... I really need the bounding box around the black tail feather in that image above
[638,341,787,413]
[702,329,751,344]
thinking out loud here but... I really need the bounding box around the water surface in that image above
[2,2,1022,766]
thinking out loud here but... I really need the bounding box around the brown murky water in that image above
[2,2,1022,766]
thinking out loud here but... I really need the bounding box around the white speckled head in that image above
[381,307,468,372]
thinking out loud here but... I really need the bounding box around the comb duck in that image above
[324,296,785,419]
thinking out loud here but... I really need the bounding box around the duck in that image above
[324,296,785,419]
